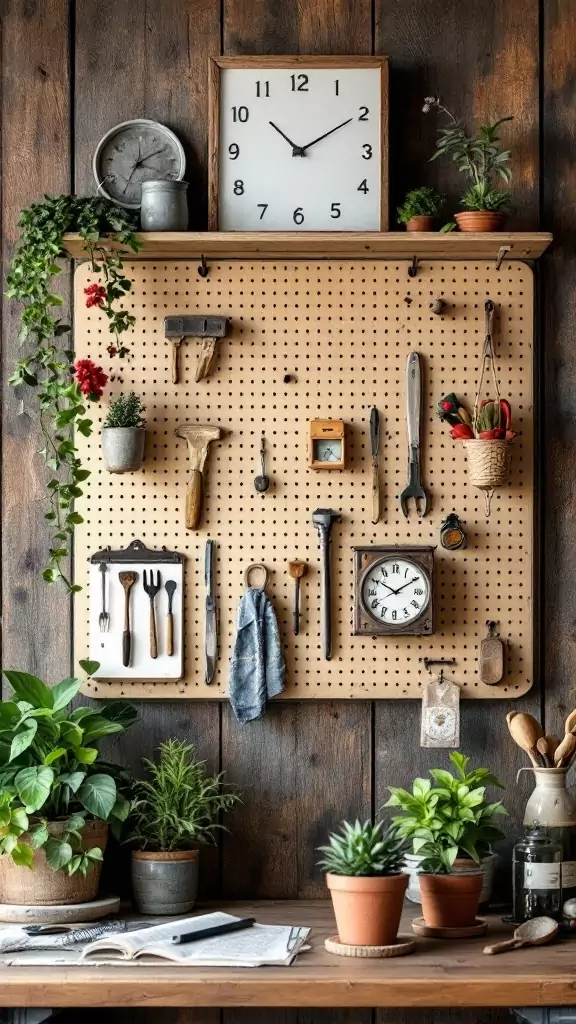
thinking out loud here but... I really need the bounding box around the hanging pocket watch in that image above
[440,513,466,551]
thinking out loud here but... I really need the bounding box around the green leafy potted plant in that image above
[0,664,135,906]
[386,752,506,925]
[423,96,513,231]
[102,392,146,473]
[6,195,140,590]
[397,187,445,232]
[128,739,240,915]
[317,819,408,946]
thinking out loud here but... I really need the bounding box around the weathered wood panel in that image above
[1,0,71,688]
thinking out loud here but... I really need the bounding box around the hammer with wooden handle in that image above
[164,316,229,384]
[175,424,222,530]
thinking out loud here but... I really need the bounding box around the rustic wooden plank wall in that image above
[1,0,569,1021]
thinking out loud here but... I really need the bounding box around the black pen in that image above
[173,917,256,945]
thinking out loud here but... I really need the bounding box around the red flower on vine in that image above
[73,358,108,400]
[84,282,107,308]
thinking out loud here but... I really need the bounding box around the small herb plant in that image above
[6,195,141,591]
[0,663,136,876]
[423,96,513,213]
[103,392,145,429]
[317,819,407,877]
[385,751,507,875]
[397,187,445,225]
[128,739,240,853]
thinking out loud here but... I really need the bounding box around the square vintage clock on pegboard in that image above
[74,259,533,701]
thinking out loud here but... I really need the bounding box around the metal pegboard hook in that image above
[198,254,209,278]
[408,255,419,278]
[495,245,510,271]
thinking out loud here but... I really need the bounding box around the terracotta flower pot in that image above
[132,849,199,915]
[0,820,108,906]
[419,871,483,929]
[405,215,435,232]
[454,212,505,232]
[326,872,408,946]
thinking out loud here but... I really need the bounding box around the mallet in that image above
[175,423,222,530]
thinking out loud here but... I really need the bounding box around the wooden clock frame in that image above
[352,546,435,637]
[207,54,389,231]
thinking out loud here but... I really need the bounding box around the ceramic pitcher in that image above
[522,767,576,900]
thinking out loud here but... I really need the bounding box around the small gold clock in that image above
[309,420,346,470]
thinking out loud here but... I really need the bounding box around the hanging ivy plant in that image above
[6,195,141,592]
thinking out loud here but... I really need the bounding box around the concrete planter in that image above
[101,427,145,473]
[404,851,497,905]
[131,849,199,915]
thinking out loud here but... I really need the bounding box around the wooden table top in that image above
[1,900,576,1009]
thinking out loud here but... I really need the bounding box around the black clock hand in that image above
[376,579,397,595]
[301,118,353,153]
[392,577,420,596]
[269,121,305,156]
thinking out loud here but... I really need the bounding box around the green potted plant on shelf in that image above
[102,391,146,473]
[423,96,513,232]
[385,752,507,925]
[317,818,408,946]
[397,187,445,232]
[0,663,135,906]
[128,739,240,915]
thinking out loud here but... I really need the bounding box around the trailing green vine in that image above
[6,195,141,592]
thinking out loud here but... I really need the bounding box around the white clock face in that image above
[361,557,430,627]
[218,67,382,230]
[314,439,342,463]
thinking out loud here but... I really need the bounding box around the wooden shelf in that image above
[63,230,552,262]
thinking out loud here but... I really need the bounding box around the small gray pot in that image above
[131,850,199,915]
[140,180,188,231]
[101,427,145,474]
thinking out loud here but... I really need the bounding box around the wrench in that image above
[400,352,429,518]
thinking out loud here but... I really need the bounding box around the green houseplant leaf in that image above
[78,774,117,820]
[15,766,55,811]
[3,671,53,710]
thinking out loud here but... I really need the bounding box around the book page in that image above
[140,924,309,965]
[81,912,242,960]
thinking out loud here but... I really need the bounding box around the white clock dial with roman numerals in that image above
[361,556,430,627]
[217,64,383,230]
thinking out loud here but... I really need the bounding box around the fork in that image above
[143,569,162,659]
[98,563,110,633]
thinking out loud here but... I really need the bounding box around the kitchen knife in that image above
[370,406,381,524]
[204,539,218,685]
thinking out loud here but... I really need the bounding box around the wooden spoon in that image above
[545,734,560,761]
[565,710,576,736]
[483,916,558,955]
[536,737,552,767]
[507,712,544,767]
[554,731,576,768]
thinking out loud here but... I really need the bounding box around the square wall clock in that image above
[208,56,389,231]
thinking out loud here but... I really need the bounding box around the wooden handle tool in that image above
[484,917,557,956]
[536,737,552,767]
[506,712,544,767]
[554,731,576,767]
[175,424,221,531]
[118,571,137,668]
[165,580,177,657]
[187,469,203,530]
[288,560,308,636]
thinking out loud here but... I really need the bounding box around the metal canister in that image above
[140,180,188,230]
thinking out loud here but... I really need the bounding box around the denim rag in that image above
[229,587,285,723]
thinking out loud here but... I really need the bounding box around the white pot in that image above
[404,851,497,905]
[101,427,145,473]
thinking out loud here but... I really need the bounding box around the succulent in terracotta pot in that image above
[317,818,408,946]
[397,187,445,232]
[386,751,507,928]
[423,96,513,231]
[102,391,146,473]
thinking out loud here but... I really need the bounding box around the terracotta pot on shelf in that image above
[326,871,408,946]
[419,871,483,929]
[405,215,435,232]
[454,211,505,232]
[0,820,108,906]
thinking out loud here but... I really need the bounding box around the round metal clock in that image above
[93,119,186,209]
[353,546,435,636]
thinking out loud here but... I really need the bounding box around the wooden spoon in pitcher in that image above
[507,712,544,767]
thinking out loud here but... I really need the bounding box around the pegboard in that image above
[74,259,533,700]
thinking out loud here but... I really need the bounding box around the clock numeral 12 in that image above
[255,80,270,97]
[291,73,309,92]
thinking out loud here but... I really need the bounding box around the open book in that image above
[78,912,309,967]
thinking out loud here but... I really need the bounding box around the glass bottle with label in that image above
[522,767,576,901]
[513,825,563,923]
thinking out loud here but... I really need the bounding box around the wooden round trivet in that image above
[325,934,416,958]
[0,895,120,925]
[411,917,487,939]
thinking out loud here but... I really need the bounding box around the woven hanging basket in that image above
[462,438,513,516]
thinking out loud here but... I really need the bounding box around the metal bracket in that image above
[422,657,457,678]
[495,245,511,271]
[408,255,419,278]
[198,254,209,278]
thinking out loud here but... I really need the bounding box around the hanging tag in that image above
[479,620,505,685]
[421,677,460,748]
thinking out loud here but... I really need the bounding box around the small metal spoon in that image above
[254,437,270,493]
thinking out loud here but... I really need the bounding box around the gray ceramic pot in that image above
[140,180,188,230]
[101,427,145,473]
[131,850,199,915]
